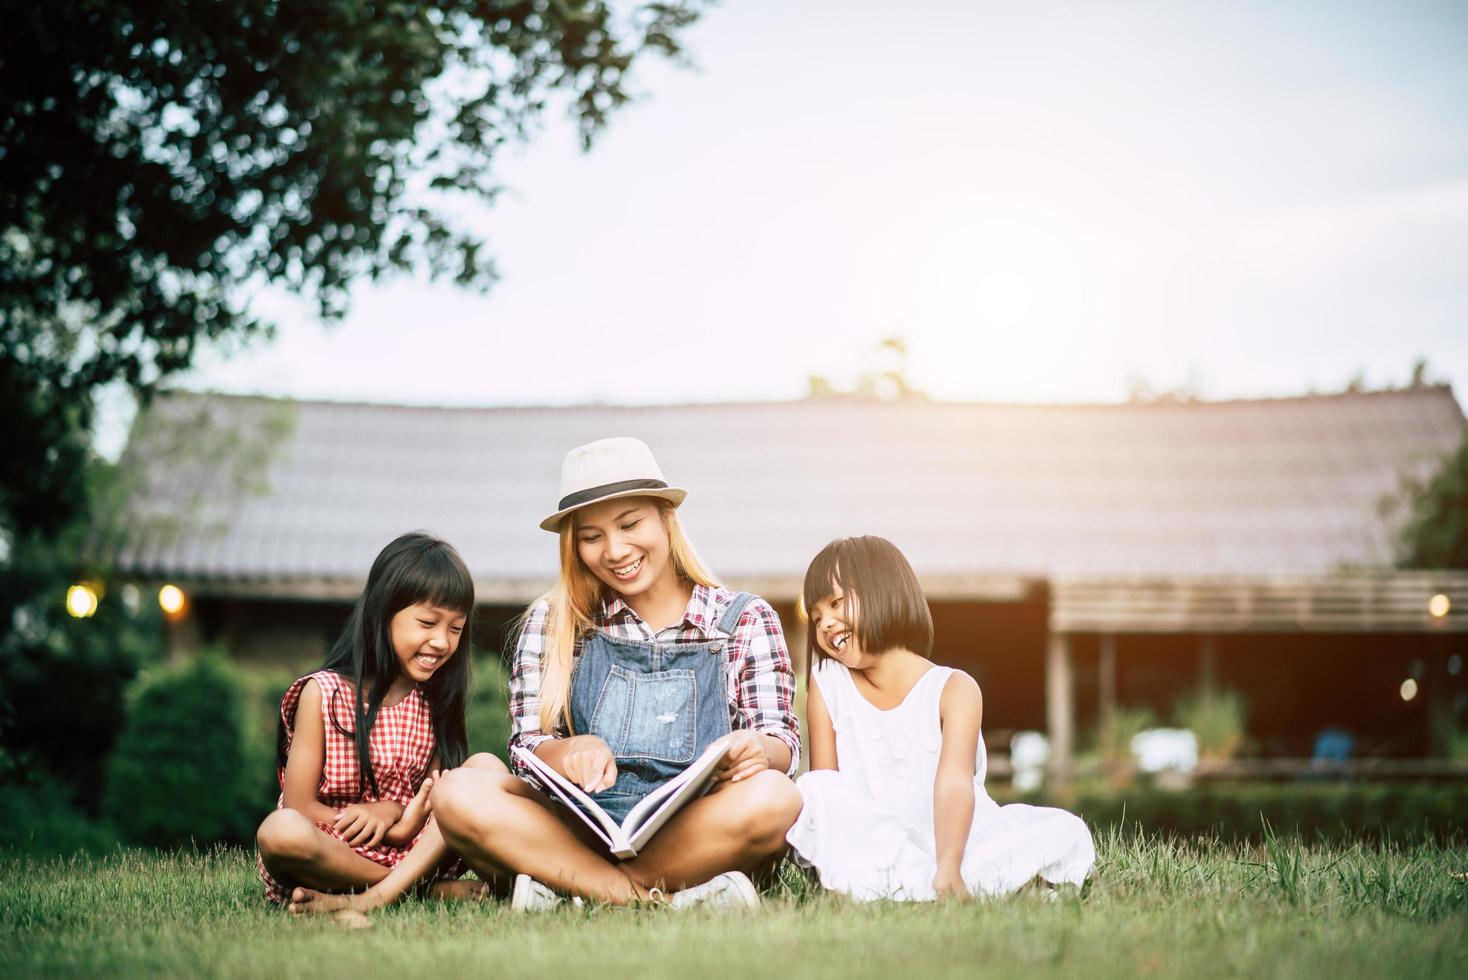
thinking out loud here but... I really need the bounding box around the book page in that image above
[511,746,622,848]
[621,735,731,852]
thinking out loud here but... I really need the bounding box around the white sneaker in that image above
[669,871,761,911]
[511,874,560,912]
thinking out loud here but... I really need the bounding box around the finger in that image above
[723,745,756,768]
[719,748,757,775]
[340,813,367,840]
[333,809,354,827]
[729,760,767,783]
[357,819,383,847]
[578,756,605,792]
[599,757,618,793]
[365,822,386,849]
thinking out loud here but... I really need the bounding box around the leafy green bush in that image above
[0,770,118,855]
[467,654,512,763]
[1173,687,1248,761]
[0,529,160,812]
[231,665,297,813]
[104,654,258,848]
[1094,706,1158,765]
[1017,783,1468,843]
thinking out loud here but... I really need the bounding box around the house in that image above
[113,386,1468,767]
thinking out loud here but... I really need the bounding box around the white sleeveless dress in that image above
[786,660,1096,901]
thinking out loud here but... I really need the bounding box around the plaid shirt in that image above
[509,584,801,777]
[260,669,444,903]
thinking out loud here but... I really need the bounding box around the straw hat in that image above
[540,437,688,532]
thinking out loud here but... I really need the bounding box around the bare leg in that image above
[428,879,494,902]
[624,769,803,891]
[431,767,652,905]
[257,809,391,894]
[287,753,509,916]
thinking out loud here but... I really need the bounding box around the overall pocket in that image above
[588,664,698,765]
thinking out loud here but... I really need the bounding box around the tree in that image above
[1,0,707,536]
[806,335,926,401]
[1392,428,1468,570]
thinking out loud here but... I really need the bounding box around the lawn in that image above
[3,829,1466,979]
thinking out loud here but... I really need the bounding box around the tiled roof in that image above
[113,387,1465,595]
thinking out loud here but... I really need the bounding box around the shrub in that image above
[1095,706,1158,765]
[231,664,298,811]
[0,770,118,856]
[104,654,257,848]
[1014,782,1468,843]
[467,654,512,763]
[0,540,159,812]
[1173,687,1248,762]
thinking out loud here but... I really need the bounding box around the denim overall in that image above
[569,592,756,823]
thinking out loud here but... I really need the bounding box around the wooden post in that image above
[164,609,201,663]
[1046,631,1074,785]
[1428,634,1451,757]
[1099,633,1117,734]
[1199,633,1217,693]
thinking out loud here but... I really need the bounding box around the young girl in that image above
[256,531,507,907]
[787,536,1095,901]
[426,436,803,910]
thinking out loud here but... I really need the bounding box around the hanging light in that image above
[66,584,99,619]
[1399,678,1419,702]
[1428,593,1451,619]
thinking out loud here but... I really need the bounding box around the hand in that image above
[383,770,439,845]
[933,864,969,902]
[405,770,439,820]
[333,800,404,849]
[714,730,769,784]
[561,735,617,793]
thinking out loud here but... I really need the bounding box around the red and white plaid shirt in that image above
[276,670,438,808]
[509,584,801,777]
[259,669,442,903]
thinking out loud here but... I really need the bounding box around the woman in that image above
[433,436,803,909]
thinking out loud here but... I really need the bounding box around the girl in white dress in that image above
[786,536,1095,901]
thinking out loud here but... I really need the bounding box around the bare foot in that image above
[429,879,492,903]
[331,909,374,929]
[287,886,382,916]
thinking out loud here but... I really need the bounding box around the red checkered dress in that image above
[258,669,451,904]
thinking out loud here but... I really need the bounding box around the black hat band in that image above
[557,478,670,512]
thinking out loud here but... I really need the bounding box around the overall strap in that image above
[715,590,759,637]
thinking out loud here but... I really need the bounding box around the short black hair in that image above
[802,535,932,666]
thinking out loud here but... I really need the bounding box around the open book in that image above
[512,735,731,859]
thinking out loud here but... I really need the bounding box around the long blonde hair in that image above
[532,501,719,733]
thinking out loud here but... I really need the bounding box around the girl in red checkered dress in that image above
[256,532,509,909]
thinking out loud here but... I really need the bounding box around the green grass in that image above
[3,829,1466,979]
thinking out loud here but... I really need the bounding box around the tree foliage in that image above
[1392,427,1468,570]
[0,499,160,811]
[1,0,706,535]
[806,335,926,401]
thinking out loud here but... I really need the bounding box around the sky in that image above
[170,0,1468,418]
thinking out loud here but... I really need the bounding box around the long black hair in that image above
[277,531,475,798]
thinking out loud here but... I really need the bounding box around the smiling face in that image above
[808,585,880,670]
[389,601,465,684]
[572,496,676,599]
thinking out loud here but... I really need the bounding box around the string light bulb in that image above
[158,583,188,620]
[66,584,99,619]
